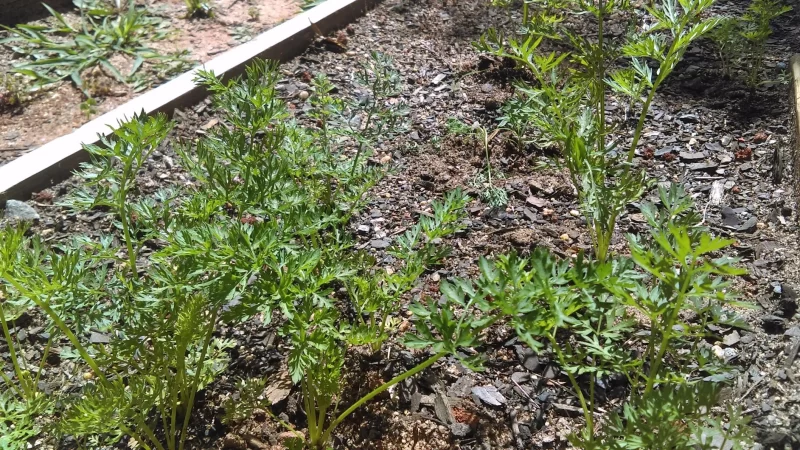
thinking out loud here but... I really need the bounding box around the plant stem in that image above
[596,0,606,158]
[350,104,376,179]
[178,309,219,450]
[0,302,30,398]
[265,407,300,436]
[644,265,693,395]
[132,415,167,450]
[121,424,157,450]
[4,278,105,382]
[318,351,446,446]
[303,378,319,443]
[523,1,529,25]
[626,88,657,163]
[120,199,139,281]
[33,333,54,391]
[550,334,594,442]
[169,338,188,450]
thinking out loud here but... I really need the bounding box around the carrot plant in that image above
[346,189,470,353]
[473,1,757,444]
[423,185,753,448]
[477,0,720,261]
[0,53,394,450]
[710,0,791,87]
[0,54,475,450]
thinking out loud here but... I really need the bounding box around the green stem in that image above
[3,277,105,382]
[564,364,594,437]
[550,334,594,441]
[644,267,693,395]
[626,88,657,163]
[266,407,300,436]
[318,351,446,446]
[303,379,319,444]
[178,309,219,450]
[349,101,376,179]
[132,415,167,450]
[316,399,330,445]
[120,423,157,450]
[32,333,54,391]
[596,0,606,158]
[374,312,392,353]
[117,156,140,281]
[169,340,187,450]
[523,2,529,25]
[120,203,139,281]
[0,301,30,398]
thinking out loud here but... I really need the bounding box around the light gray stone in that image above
[4,200,40,222]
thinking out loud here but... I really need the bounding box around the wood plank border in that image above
[0,0,378,205]
[792,55,800,215]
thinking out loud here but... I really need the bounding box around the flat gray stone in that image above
[4,200,40,222]
[785,326,800,337]
[370,239,390,249]
[89,332,110,344]
[679,151,706,161]
[450,423,471,437]
[736,216,758,233]
[688,162,719,172]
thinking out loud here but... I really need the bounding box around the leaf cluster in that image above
[184,0,213,18]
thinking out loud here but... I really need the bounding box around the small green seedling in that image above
[446,118,508,209]
[711,0,791,87]
[184,0,213,17]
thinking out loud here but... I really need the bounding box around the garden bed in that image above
[1,0,799,449]
[0,0,301,166]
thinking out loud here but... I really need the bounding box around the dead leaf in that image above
[526,196,547,208]
[264,370,293,405]
[471,385,507,406]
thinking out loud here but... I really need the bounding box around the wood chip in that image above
[709,179,725,206]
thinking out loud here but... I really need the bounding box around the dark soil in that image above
[2,0,800,449]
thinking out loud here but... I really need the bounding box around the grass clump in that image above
[0,0,191,97]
